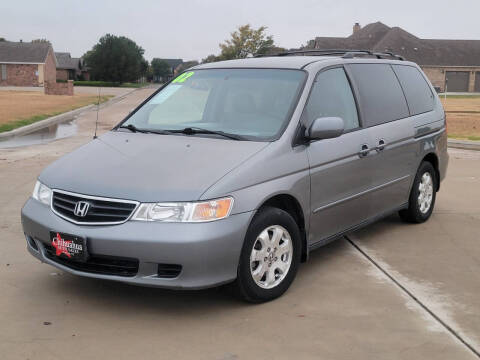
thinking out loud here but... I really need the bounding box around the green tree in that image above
[145,66,153,82]
[263,46,287,55]
[218,24,275,59]
[31,38,51,44]
[150,58,171,81]
[176,60,199,74]
[201,54,220,63]
[0,37,6,42]
[83,34,146,83]
[140,58,150,81]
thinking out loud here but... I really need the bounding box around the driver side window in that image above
[302,67,359,131]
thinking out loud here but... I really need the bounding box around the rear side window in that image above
[347,64,409,127]
[302,67,359,131]
[392,65,434,115]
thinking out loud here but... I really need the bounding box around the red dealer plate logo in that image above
[50,232,87,262]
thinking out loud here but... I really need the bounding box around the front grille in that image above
[52,190,138,225]
[157,264,182,278]
[43,243,139,277]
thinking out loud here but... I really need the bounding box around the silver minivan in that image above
[21,50,448,302]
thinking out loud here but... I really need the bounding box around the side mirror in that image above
[305,117,344,140]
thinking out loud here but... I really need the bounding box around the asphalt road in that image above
[0,88,479,360]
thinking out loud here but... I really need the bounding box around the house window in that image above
[1,64,6,81]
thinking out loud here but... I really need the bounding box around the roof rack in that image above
[257,49,404,61]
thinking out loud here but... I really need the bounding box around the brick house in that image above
[0,41,57,87]
[55,52,89,81]
[164,59,183,81]
[307,22,480,92]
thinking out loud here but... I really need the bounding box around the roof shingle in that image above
[310,22,480,66]
[0,41,51,63]
[55,52,81,70]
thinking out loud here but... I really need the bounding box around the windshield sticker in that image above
[148,85,182,104]
[172,71,195,83]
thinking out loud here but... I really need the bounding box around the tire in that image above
[232,206,302,303]
[399,161,437,223]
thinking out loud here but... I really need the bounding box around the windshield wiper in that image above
[118,124,172,135]
[168,127,246,140]
[119,124,245,140]
[119,124,148,133]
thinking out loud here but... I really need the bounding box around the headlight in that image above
[131,197,233,222]
[32,181,52,206]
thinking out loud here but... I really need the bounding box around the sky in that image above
[2,0,480,62]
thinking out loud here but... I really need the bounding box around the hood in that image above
[39,131,269,202]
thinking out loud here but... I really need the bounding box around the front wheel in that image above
[399,161,437,223]
[233,207,301,303]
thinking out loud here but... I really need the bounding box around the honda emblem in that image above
[74,201,90,217]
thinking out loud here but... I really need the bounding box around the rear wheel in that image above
[399,161,437,223]
[233,207,301,303]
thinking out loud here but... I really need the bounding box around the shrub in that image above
[73,81,146,88]
[74,81,120,87]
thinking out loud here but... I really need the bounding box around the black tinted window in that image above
[348,64,409,127]
[302,68,359,131]
[393,65,434,115]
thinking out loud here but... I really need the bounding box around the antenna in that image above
[93,86,101,139]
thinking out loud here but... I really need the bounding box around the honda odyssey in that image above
[21,50,448,302]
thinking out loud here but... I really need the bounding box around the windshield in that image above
[120,68,306,141]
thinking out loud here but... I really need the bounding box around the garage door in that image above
[475,72,480,92]
[445,71,470,92]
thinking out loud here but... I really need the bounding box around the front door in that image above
[304,67,375,245]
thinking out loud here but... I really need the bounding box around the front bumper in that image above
[21,198,254,289]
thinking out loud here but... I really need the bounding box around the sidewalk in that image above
[448,138,480,151]
[0,87,140,141]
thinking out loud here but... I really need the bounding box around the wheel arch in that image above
[259,194,308,262]
[422,152,440,191]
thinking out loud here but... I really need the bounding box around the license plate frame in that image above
[49,231,88,262]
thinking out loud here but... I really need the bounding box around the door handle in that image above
[358,144,370,158]
[375,139,386,152]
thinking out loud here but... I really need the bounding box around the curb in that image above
[448,139,480,151]
[0,87,141,141]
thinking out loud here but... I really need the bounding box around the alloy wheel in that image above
[249,225,293,289]
[418,172,434,214]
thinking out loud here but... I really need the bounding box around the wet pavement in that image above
[0,120,77,148]
[0,86,140,148]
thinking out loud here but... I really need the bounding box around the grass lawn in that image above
[439,95,480,99]
[0,91,113,133]
[440,97,480,140]
[2,89,478,139]
[448,135,480,141]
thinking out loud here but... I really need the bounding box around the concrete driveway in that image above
[0,88,479,360]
